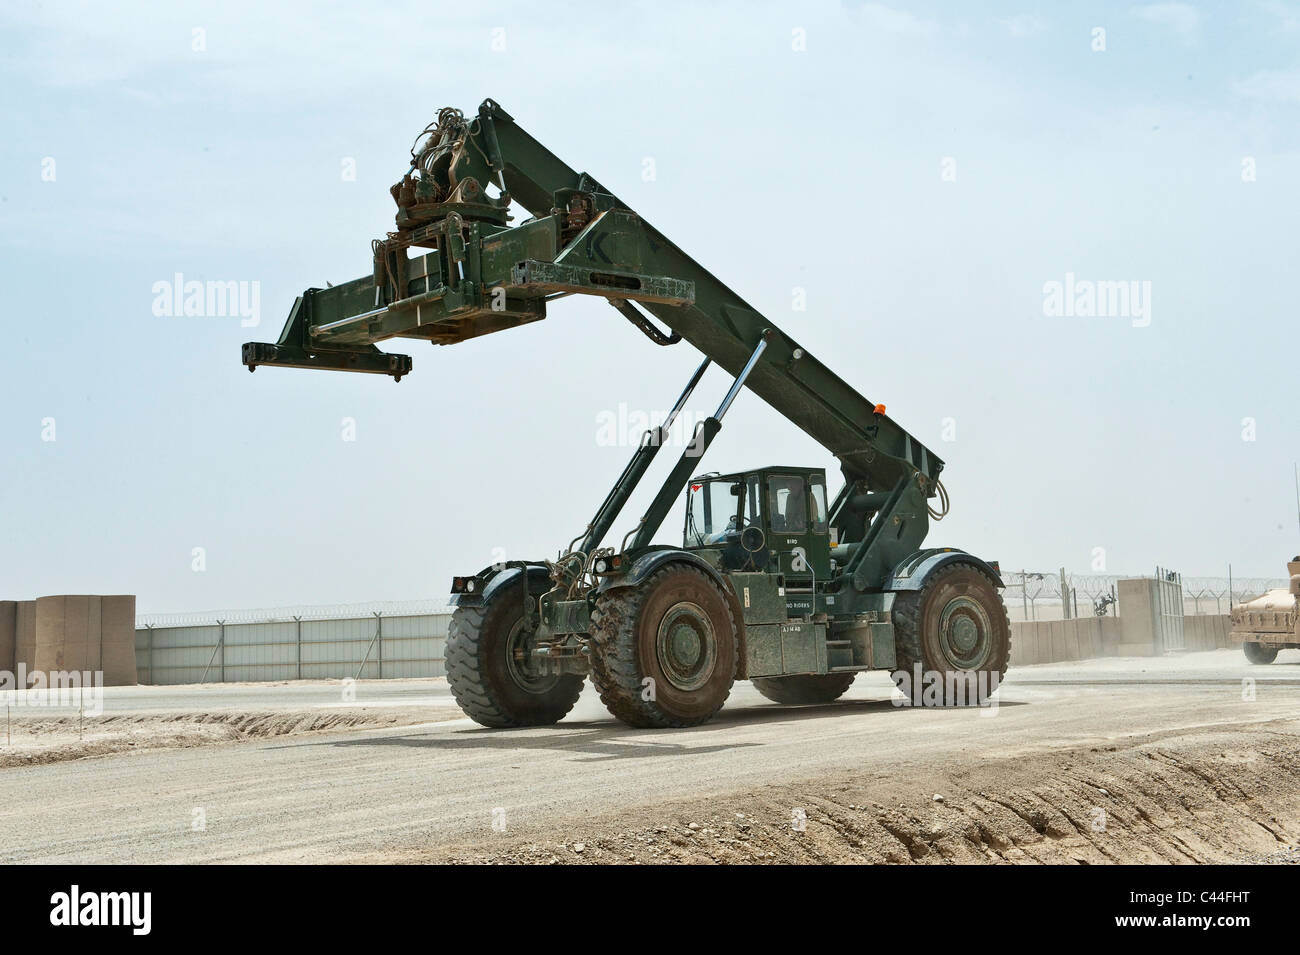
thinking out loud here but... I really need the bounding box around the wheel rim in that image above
[937,595,994,670]
[502,618,561,694]
[655,600,717,692]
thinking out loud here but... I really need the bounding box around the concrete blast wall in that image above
[1116,576,1185,654]
[1012,614,1232,665]
[1013,576,1195,664]
[1181,614,1233,652]
[1012,615,1122,665]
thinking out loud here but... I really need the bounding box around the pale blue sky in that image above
[2,1,1297,612]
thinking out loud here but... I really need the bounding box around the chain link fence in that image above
[1002,568,1287,623]
[137,598,453,628]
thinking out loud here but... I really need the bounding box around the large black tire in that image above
[589,563,738,728]
[1243,642,1279,665]
[751,672,856,705]
[891,561,1011,706]
[445,579,584,728]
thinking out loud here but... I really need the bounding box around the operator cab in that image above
[683,467,831,582]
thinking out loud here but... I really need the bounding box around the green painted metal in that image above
[244,99,990,680]
[743,624,784,678]
[778,621,824,676]
[728,572,786,626]
[575,356,710,560]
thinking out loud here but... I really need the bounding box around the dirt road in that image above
[0,650,1297,864]
[0,679,464,768]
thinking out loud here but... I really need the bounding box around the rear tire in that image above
[891,561,1010,706]
[751,672,856,705]
[589,563,738,728]
[1243,642,1279,665]
[445,578,584,728]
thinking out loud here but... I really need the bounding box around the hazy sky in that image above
[2,1,1297,613]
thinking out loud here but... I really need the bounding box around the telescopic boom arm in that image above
[243,99,946,584]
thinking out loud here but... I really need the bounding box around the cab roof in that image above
[689,466,827,484]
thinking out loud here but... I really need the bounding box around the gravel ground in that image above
[0,649,1296,863]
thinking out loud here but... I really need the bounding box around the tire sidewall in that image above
[917,565,1010,677]
[632,567,737,722]
[1243,642,1278,665]
[467,582,580,722]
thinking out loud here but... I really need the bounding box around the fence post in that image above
[294,615,302,681]
[199,620,225,685]
[377,612,383,680]
[355,612,384,681]
[146,624,154,686]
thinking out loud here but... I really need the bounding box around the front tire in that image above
[445,578,584,728]
[1243,642,1279,665]
[589,563,738,728]
[751,672,856,705]
[891,561,1010,706]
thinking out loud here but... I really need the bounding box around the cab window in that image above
[685,480,743,547]
[746,474,763,525]
[809,476,828,533]
[767,475,807,533]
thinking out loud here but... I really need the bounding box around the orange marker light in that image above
[873,403,887,415]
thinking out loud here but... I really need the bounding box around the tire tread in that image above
[588,564,737,728]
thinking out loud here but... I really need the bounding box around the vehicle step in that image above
[830,665,874,672]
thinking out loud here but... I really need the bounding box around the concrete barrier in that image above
[1185,614,1234,651]
[1075,616,1099,659]
[1117,576,1185,652]
[1012,613,1232,665]
[1014,622,1036,664]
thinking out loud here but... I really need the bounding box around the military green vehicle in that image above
[1230,557,1300,664]
[244,100,1011,728]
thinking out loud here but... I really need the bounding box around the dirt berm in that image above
[0,708,461,768]
[406,721,1300,864]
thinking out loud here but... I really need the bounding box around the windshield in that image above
[685,480,743,547]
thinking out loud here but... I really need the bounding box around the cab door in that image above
[764,472,831,585]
